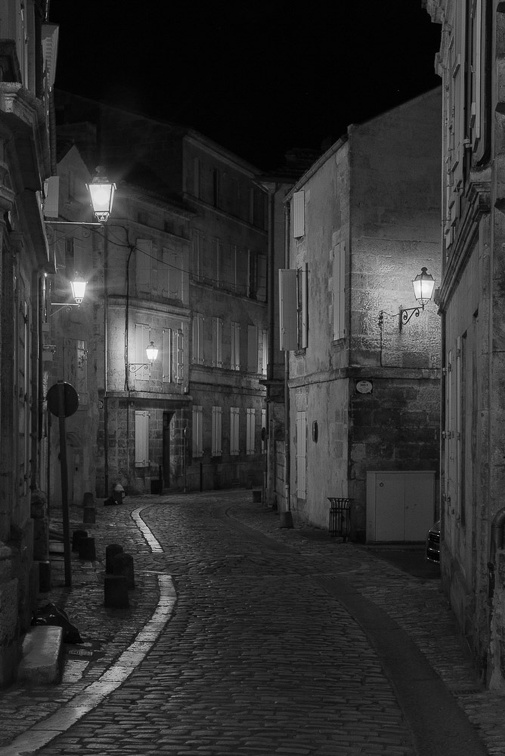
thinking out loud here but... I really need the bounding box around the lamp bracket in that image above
[50,303,81,316]
[399,305,423,331]
[128,363,151,373]
[44,220,103,226]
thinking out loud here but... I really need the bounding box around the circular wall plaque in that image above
[356,380,373,395]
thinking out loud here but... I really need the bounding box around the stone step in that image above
[17,626,63,684]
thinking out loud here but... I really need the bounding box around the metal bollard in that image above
[104,574,129,608]
[72,529,88,552]
[78,536,96,561]
[112,552,135,590]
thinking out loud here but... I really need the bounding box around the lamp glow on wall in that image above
[86,166,116,223]
[379,267,435,331]
[129,341,159,373]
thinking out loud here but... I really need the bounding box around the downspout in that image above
[280,201,293,528]
[103,226,109,497]
[266,185,276,507]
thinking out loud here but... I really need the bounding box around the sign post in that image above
[47,381,79,588]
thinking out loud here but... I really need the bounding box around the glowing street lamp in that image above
[87,166,116,223]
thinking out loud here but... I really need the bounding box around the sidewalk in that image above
[0,490,504,755]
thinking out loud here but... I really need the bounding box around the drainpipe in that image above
[280,202,293,528]
[103,226,109,497]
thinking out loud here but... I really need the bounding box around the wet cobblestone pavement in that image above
[0,490,504,755]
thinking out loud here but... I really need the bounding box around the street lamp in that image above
[378,267,436,331]
[128,341,159,373]
[50,272,88,312]
[87,166,116,223]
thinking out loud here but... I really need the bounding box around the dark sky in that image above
[48,1,441,171]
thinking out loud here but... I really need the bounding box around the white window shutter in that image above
[230,407,240,455]
[176,328,185,384]
[246,408,256,454]
[299,264,308,349]
[43,176,59,219]
[333,243,346,339]
[247,325,258,373]
[135,323,150,380]
[296,411,307,499]
[293,191,305,238]
[279,269,298,351]
[162,328,172,383]
[212,406,222,456]
[192,406,203,457]
[135,411,149,467]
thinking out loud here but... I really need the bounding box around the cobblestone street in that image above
[0,490,504,755]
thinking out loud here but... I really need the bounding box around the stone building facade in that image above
[423,0,505,688]
[53,96,269,495]
[283,90,442,541]
[0,0,58,685]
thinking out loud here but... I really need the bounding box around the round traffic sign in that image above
[47,382,79,418]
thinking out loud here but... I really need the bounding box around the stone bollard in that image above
[78,536,96,561]
[72,529,88,553]
[104,574,129,608]
[112,552,135,590]
[105,544,124,574]
[83,506,96,524]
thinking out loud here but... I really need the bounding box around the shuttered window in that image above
[136,239,153,293]
[247,325,258,373]
[296,411,307,499]
[192,405,203,457]
[192,313,204,364]
[135,411,149,467]
[135,323,150,381]
[261,409,267,454]
[230,407,240,455]
[246,408,256,455]
[333,242,346,340]
[231,321,240,370]
[293,190,305,238]
[212,317,223,367]
[212,406,222,456]
[279,269,297,351]
[162,328,172,383]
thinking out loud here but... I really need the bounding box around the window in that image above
[293,191,305,238]
[192,313,204,364]
[333,242,345,340]
[175,328,185,384]
[215,239,222,286]
[212,317,223,367]
[247,325,258,373]
[212,406,222,456]
[246,408,256,454]
[279,269,298,351]
[261,409,267,453]
[230,407,240,455]
[134,323,151,380]
[192,405,203,457]
[193,232,203,281]
[231,321,240,370]
[296,411,307,499]
[298,263,308,349]
[260,329,268,376]
[135,411,149,467]
[163,248,183,300]
[162,328,172,383]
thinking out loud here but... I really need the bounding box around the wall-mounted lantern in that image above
[379,267,435,331]
[86,166,116,224]
[50,272,88,312]
[129,341,158,373]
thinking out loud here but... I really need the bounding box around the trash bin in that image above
[328,497,352,541]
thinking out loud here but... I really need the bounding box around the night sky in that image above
[48,1,441,171]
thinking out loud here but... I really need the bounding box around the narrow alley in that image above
[0,491,502,756]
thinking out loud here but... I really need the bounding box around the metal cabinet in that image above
[366,471,436,543]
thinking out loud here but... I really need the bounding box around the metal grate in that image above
[328,498,352,541]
